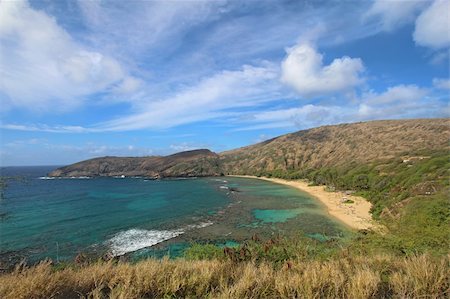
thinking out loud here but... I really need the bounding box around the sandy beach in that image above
[229,175,376,230]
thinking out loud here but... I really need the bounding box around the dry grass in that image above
[1,254,448,298]
[390,254,450,298]
[221,119,450,173]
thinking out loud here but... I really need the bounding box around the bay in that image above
[0,166,349,265]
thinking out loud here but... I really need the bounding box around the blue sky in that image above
[0,0,449,166]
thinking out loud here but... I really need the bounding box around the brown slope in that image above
[219,118,449,174]
[48,149,221,178]
[49,119,449,178]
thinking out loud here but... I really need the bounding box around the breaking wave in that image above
[107,221,213,256]
[38,176,91,180]
[108,228,184,256]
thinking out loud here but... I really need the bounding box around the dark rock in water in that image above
[0,212,8,221]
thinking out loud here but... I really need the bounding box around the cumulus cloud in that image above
[365,0,427,31]
[281,43,364,98]
[433,78,450,90]
[413,0,450,49]
[0,0,137,112]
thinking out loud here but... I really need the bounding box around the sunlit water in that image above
[0,166,349,264]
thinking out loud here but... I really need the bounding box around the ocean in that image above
[0,166,349,265]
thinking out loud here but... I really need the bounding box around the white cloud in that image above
[112,77,144,94]
[237,84,446,131]
[0,1,446,137]
[76,0,227,57]
[0,124,93,133]
[96,64,283,131]
[433,78,450,89]
[363,84,428,105]
[365,0,427,31]
[356,84,447,120]
[0,0,134,112]
[414,0,450,49]
[281,43,364,98]
[5,138,47,147]
[235,105,343,131]
[0,63,285,132]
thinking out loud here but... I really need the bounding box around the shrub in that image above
[184,243,225,260]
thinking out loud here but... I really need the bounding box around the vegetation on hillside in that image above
[243,151,450,255]
[218,120,449,255]
[220,119,449,174]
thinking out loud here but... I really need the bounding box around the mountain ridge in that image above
[49,118,449,178]
[219,118,449,175]
[49,149,221,178]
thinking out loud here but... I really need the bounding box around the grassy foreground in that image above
[1,253,448,299]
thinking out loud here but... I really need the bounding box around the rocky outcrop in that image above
[48,149,222,178]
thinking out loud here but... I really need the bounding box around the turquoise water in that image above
[0,167,348,265]
[253,209,301,223]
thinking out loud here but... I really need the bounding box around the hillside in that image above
[220,118,449,174]
[217,119,449,255]
[50,119,449,179]
[49,149,221,178]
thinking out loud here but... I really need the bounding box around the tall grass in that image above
[1,254,448,298]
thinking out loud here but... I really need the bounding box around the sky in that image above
[0,0,449,166]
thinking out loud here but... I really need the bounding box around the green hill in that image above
[220,119,449,254]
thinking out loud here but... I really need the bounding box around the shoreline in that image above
[228,175,376,230]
